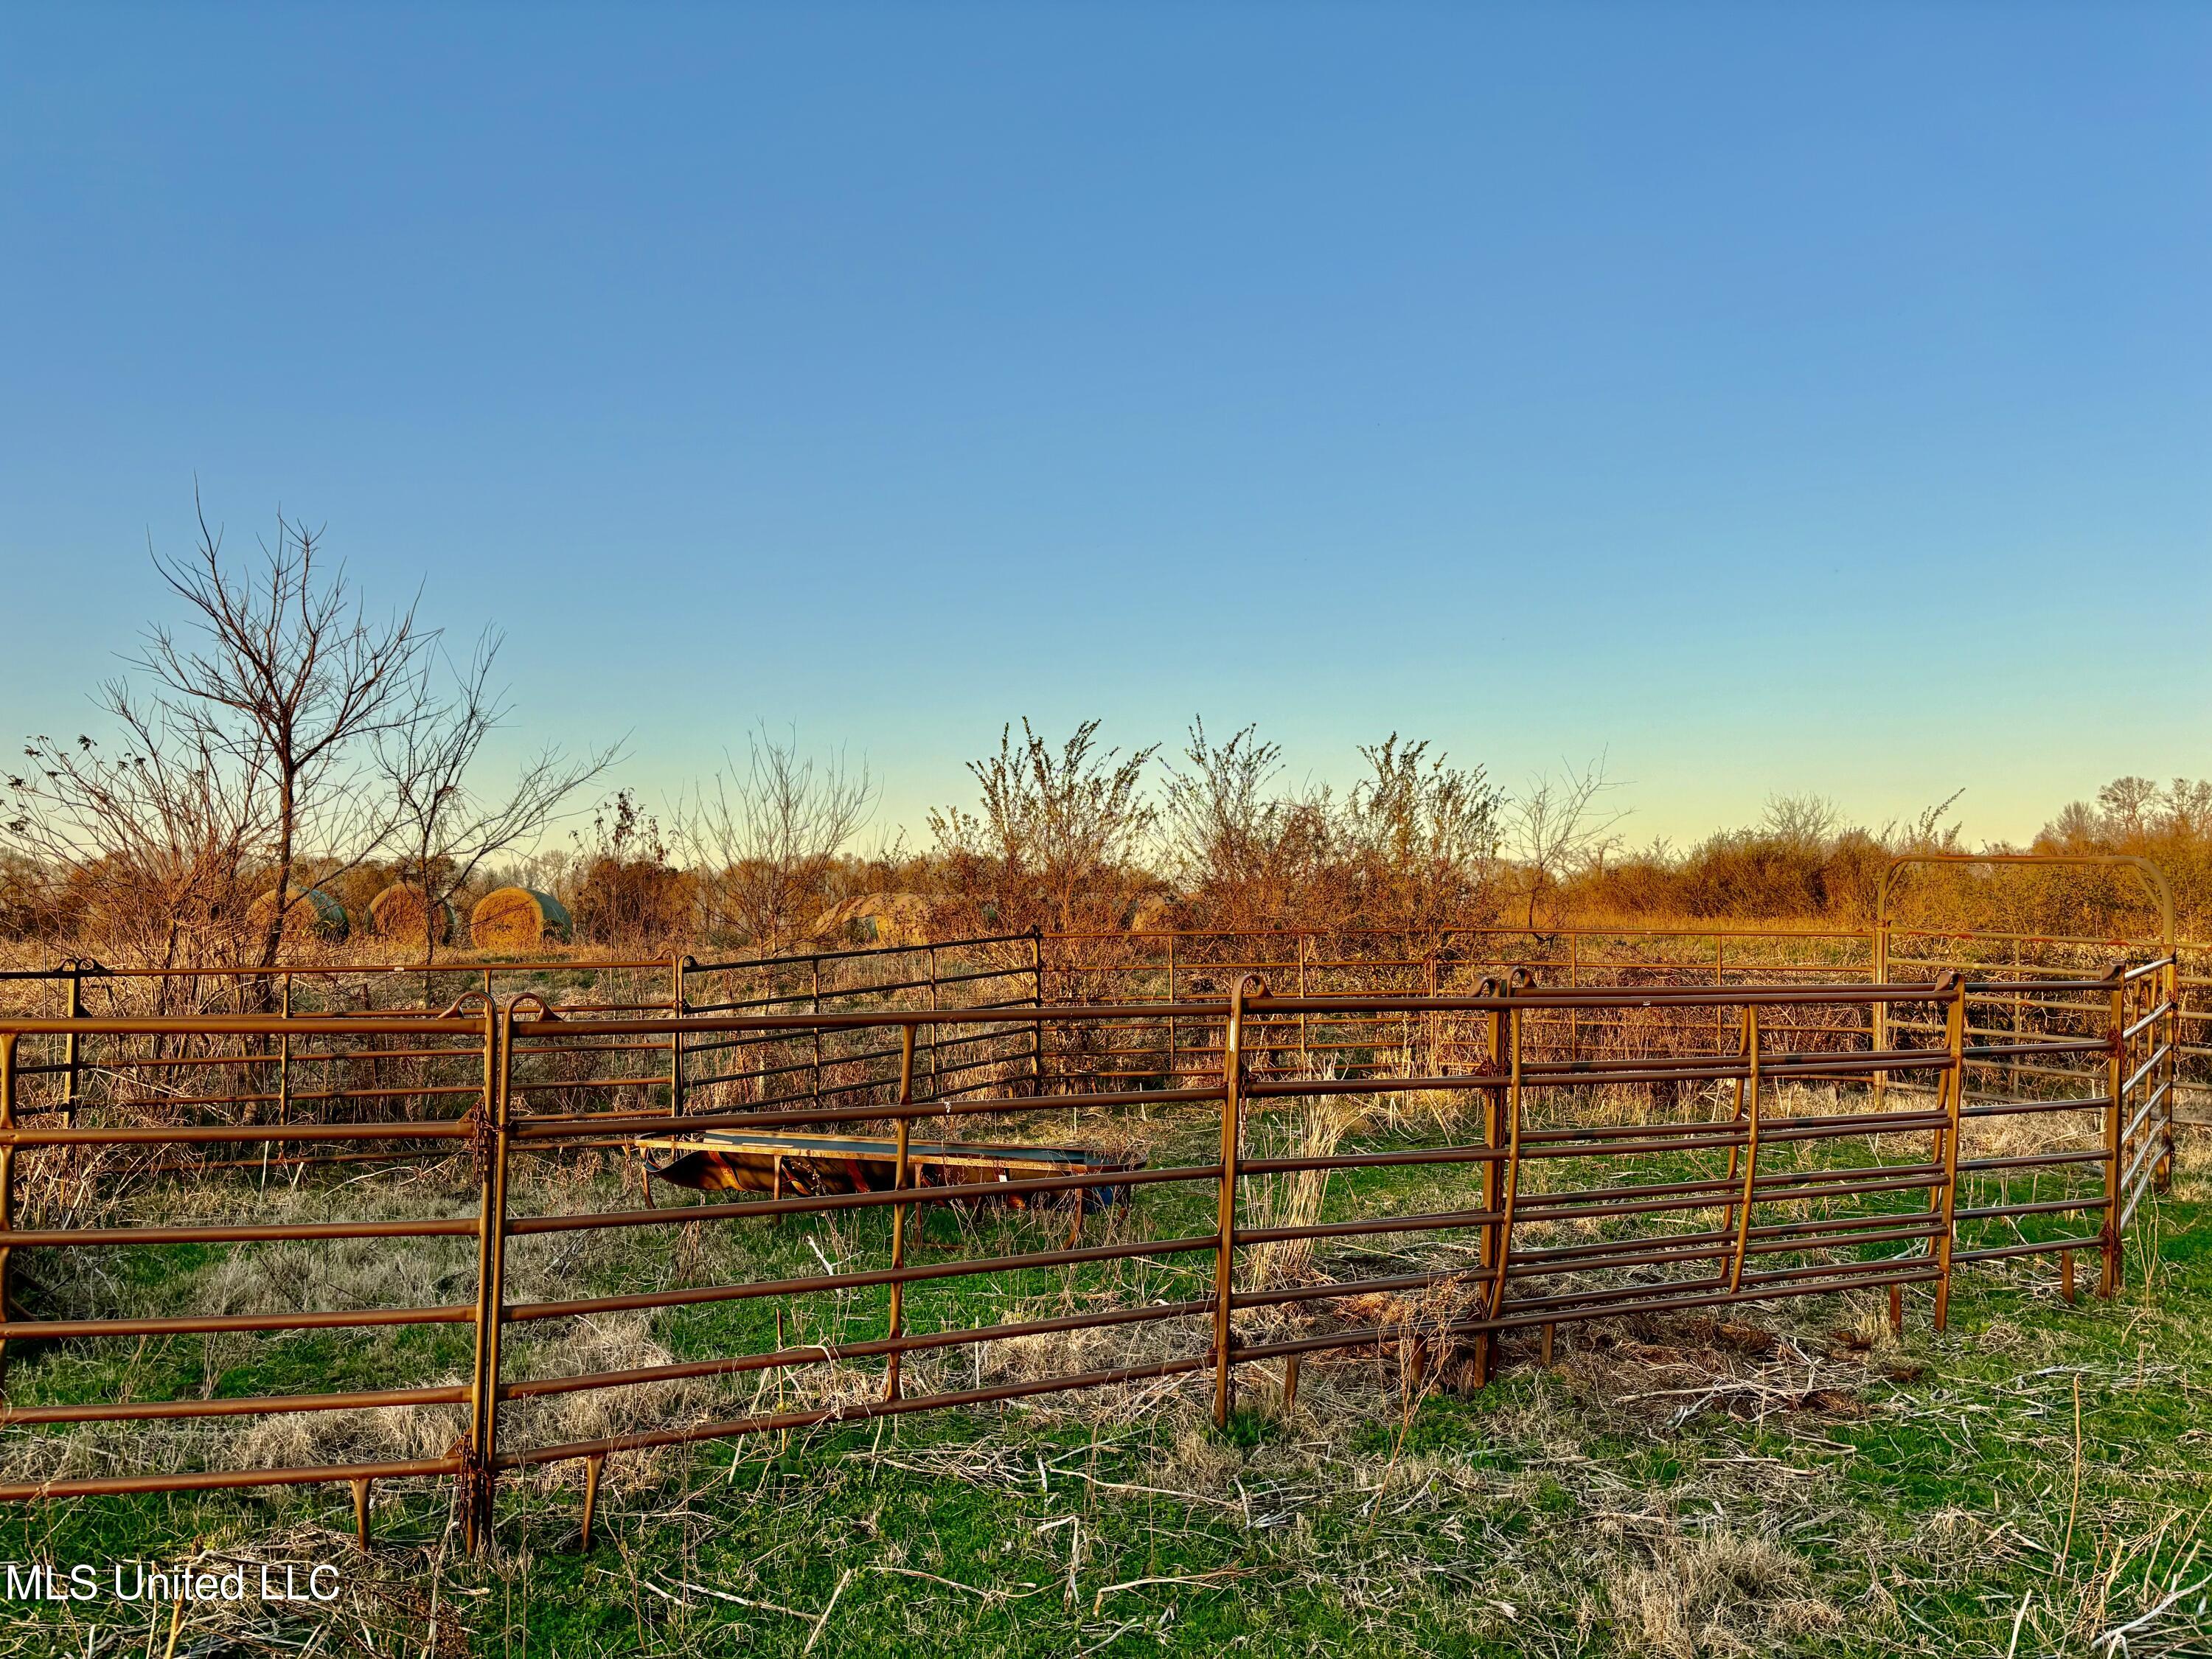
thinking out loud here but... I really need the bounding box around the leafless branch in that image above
[1511,754,1628,930]
[675,726,875,952]
[136,490,429,968]
[374,629,619,960]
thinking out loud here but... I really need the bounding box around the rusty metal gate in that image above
[0,944,2180,1550]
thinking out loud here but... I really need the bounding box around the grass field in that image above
[0,1110,2205,1657]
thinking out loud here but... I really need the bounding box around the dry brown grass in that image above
[1605,1527,1841,1657]
[1242,1093,1358,1290]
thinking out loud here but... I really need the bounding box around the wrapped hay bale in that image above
[808,891,934,949]
[247,886,351,943]
[367,883,456,946]
[470,886,574,951]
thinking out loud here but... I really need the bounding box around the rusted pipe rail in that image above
[0,949,2180,1552]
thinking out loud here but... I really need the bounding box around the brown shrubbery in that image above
[1573,795,1913,925]
[925,719,1161,935]
[2034,776,2212,933]
[1565,780,2208,941]
[1156,723,1508,934]
[566,792,692,949]
[7,498,2206,968]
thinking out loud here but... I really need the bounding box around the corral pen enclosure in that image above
[0,857,2204,1653]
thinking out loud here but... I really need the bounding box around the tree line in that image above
[7,503,2204,965]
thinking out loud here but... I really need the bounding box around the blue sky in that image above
[4,4,2207,852]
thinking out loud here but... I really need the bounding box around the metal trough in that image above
[637,1128,1143,1212]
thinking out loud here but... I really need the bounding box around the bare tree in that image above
[930,720,1158,931]
[1510,754,1627,930]
[2095,776,2162,840]
[2160,779,2212,841]
[137,497,427,967]
[1761,792,1840,850]
[374,630,618,961]
[5,682,271,980]
[676,726,875,952]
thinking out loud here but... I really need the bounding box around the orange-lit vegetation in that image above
[5,504,2207,974]
[1,508,2205,1659]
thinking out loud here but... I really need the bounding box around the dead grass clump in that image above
[1152,1419,1245,1498]
[235,1401,464,1471]
[0,1397,464,1487]
[1607,1526,1840,1657]
[198,1232,457,1324]
[1243,1093,1360,1289]
[1539,1310,1899,1436]
[500,1313,691,1448]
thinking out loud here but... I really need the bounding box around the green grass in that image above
[1,1125,2206,1657]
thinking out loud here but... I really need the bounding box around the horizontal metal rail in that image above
[0,942,2182,1554]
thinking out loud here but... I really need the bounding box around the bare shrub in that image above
[1161,720,1334,929]
[1339,735,1506,933]
[6,690,268,973]
[678,726,876,952]
[567,790,692,947]
[928,719,1158,932]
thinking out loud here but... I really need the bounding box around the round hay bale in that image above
[367,883,456,946]
[470,886,574,951]
[808,891,933,949]
[810,894,874,946]
[247,886,351,943]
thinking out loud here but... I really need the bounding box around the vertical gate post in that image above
[1400,934,1414,1082]
[277,973,293,1122]
[1933,976,1966,1330]
[2010,941,2024,1094]
[1481,995,1525,1346]
[62,964,84,1130]
[1166,933,1178,1089]
[810,961,824,1108]
[1474,977,1506,1385]
[2101,972,2125,1298]
[928,945,942,1099]
[0,1032,15,1391]
[1211,975,1264,1429]
[1423,951,1439,1077]
[1725,1008,1762,1295]
[1029,928,1046,1094]
[2157,956,2178,1192]
[669,953,688,1118]
[465,1001,515,1551]
[884,1024,918,1401]
[62,965,86,1205]
[1871,917,1891,1110]
[1566,932,1580,1061]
